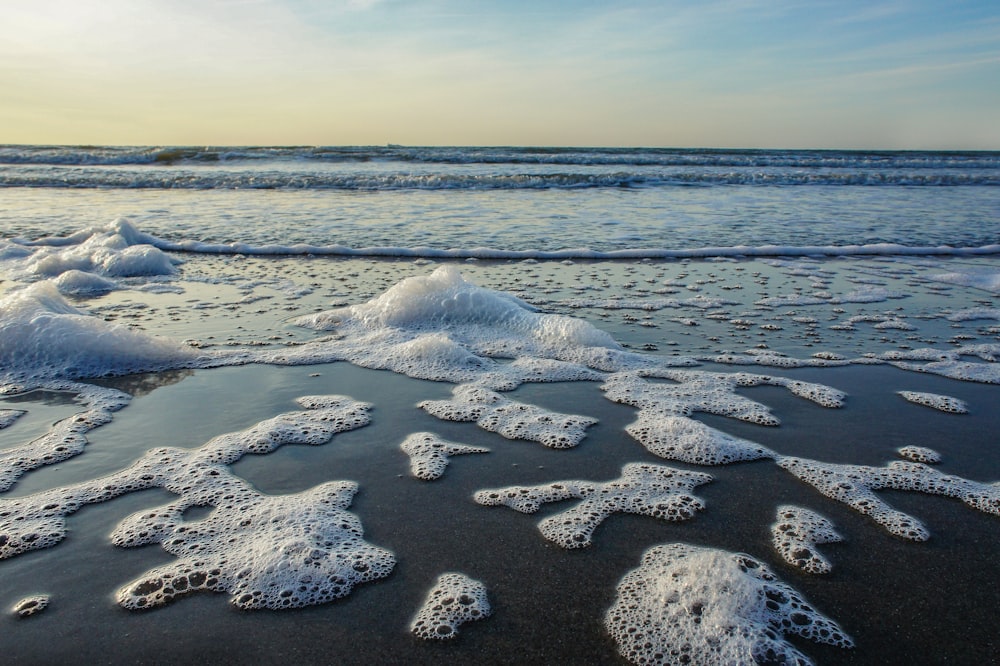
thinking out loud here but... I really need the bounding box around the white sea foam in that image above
[410,573,491,640]
[419,384,597,449]
[12,595,49,618]
[771,506,843,574]
[778,457,1000,540]
[400,432,489,480]
[0,282,202,393]
[929,269,1000,293]
[897,391,969,414]
[474,463,711,548]
[1,395,394,613]
[605,543,853,665]
[0,382,130,492]
[0,409,26,430]
[897,446,942,464]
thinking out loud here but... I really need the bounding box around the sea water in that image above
[0,146,998,664]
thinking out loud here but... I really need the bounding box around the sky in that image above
[1,0,999,149]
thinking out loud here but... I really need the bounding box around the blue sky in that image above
[2,0,998,148]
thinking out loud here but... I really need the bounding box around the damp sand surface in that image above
[1,359,997,665]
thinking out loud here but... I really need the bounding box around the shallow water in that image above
[1,147,998,664]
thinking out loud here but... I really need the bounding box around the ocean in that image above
[1,146,998,664]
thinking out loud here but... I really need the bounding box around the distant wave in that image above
[3,167,998,190]
[2,145,999,169]
[16,222,1000,260]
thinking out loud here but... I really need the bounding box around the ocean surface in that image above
[0,146,998,665]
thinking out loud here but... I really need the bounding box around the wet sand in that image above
[2,359,997,664]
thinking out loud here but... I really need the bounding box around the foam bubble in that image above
[897,446,942,464]
[771,506,843,574]
[400,432,489,480]
[778,456,1000,540]
[410,572,491,640]
[419,384,596,449]
[474,463,711,548]
[897,391,969,414]
[605,543,853,665]
[12,594,50,618]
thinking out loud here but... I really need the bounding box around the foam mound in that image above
[12,594,50,618]
[474,463,711,548]
[897,391,969,414]
[410,572,492,640]
[400,432,489,480]
[778,457,1000,540]
[286,266,696,387]
[15,218,178,280]
[897,446,942,464]
[419,384,596,449]
[605,543,853,665]
[771,506,843,574]
[0,282,200,392]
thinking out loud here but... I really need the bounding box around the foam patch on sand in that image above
[12,595,49,618]
[410,572,491,639]
[601,370,844,441]
[0,282,202,393]
[883,344,1000,384]
[625,413,774,466]
[0,395,394,611]
[400,432,489,480]
[778,457,1000,540]
[419,384,597,449]
[474,463,711,548]
[771,506,843,574]
[0,382,130,492]
[897,446,942,464]
[605,543,853,665]
[114,479,394,610]
[897,391,969,414]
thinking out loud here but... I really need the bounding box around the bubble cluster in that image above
[605,543,853,665]
[419,384,596,449]
[625,412,774,465]
[410,573,491,640]
[778,457,1000,540]
[400,432,489,480]
[601,371,781,427]
[771,506,843,574]
[897,445,942,464]
[12,594,50,618]
[475,463,711,548]
[114,480,395,610]
[897,391,969,414]
[1,395,394,615]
